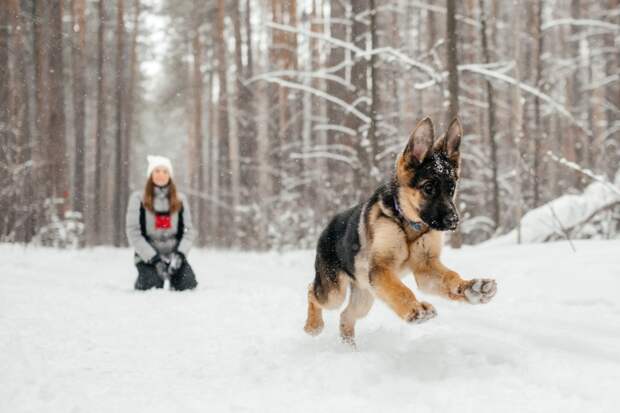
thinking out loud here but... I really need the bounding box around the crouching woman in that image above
[125,155,198,291]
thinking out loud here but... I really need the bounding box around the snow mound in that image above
[485,176,620,246]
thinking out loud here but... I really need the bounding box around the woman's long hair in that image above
[143,177,182,213]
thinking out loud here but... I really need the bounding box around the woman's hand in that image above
[149,254,171,280]
[168,252,185,274]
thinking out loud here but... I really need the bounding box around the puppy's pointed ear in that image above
[402,117,434,165]
[445,117,463,164]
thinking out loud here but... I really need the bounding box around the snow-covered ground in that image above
[1,240,619,413]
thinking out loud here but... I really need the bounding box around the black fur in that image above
[312,182,398,302]
[312,150,459,303]
[410,152,459,231]
[314,204,362,283]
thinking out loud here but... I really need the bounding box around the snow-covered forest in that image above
[1,0,618,249]
[2,2,620,412]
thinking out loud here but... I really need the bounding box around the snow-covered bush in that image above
[33,198,85,249]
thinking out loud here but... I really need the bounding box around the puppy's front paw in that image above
[406,301,437,324]
[463,279,497,304]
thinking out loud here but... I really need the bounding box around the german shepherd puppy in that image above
[304,117,497,346]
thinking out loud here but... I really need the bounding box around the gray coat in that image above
[125,187,196,263]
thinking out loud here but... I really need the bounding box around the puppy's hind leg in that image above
[339,283,374,347]
[304,271,349,336]
[304,282,325,336]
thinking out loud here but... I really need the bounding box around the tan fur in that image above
[321,272,350,309]
[408,231,470,301]
[304,286,325,335]
[396,154,414,185]
[398,186,424,223]
[370,265,434,321]
[304,273,350,336]
[369,217,409,268]
[339,283,374,345]
[304,195,485,343]
[363,216,434,322]
[304,116,496,345]
[364,202,382,243]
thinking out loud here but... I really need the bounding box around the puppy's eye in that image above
[448,183,455,195]
[422,182,435,196]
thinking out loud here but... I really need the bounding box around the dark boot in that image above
[170,261,198,291]
[134,262,164,290]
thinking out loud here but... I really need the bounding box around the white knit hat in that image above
[146,155,174,178]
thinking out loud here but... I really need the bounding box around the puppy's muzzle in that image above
[443,214,459,230]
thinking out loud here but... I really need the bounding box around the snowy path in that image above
[1,241,619,412]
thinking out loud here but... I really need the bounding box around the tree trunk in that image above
[348,0,369,197]
[123,0,141,223]
[604,0,620,177]
[446,0,462,248]
[0,1,11,239]
[326,2,347,138]
[216,0,231,247]
[245,0,253,78]
[256,81,271,249]
[93,0,107,245]
[33,0,49,222]
[229,0,245,248]
[244,0,258,247]
[426,6,437,115]
[478,0,500,230]
[367,0,380,192]
[325,0,349,209]
[208,70,220,247]
[234,0,255,248]
[113,0,126,247]
[48,1,67,207]
[70,0,87,220]
[301,2,314,209]
[568,0,584,187]
[532,0,545,208]
[9,0,33,242]
[253,0,270,248]
[510,3,524,243]
[190,3,205,244]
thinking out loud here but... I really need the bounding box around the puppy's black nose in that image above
[443,214,458,229]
